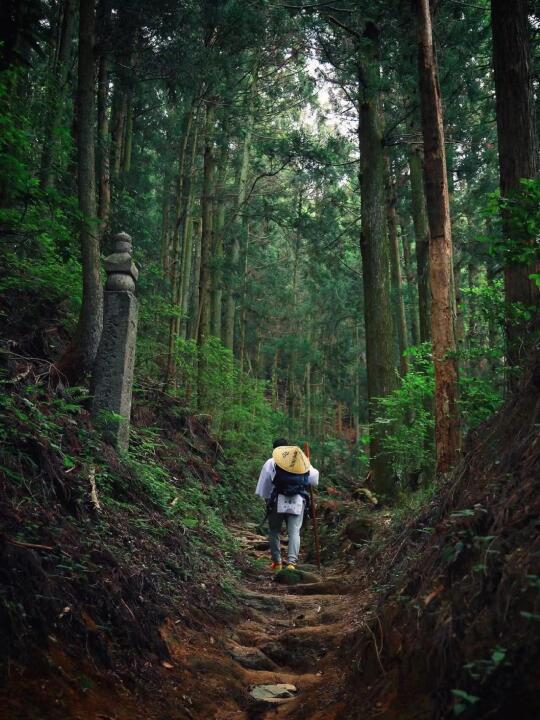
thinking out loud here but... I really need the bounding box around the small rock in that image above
[274,568,320,585]
[250,684,297,704]
[230,647,277,671]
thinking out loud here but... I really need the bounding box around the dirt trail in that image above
[217,523,356,719]
[2,522,359,720]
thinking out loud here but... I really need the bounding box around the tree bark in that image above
[110,85,128,181]
[56,0,102,380]
[386,159,409,375]
[179,118,200,341]
[357,29,398,497]
[188,220,202,342]
[160,170,172,276]
[109,25,134,183]
[121,94,134,173]
[400,221,420,346]
[491,0,539,378]
[238,223,250,372]
[165,105,196,380]
[409,144,431,343]
[224,64,258,352]
[96,0,111,237]
[197,101,216,346]
[416,0,460,473]
[39,0,76,189]
[211,155,229,338]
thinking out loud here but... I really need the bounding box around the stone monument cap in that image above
[112,231,133,255]
[104,231,139,291]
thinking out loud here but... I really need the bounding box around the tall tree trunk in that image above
[110,26,134,184]
[188,220,202,341]
[96,0,111,236]
[400,221,420,345]
[386,159,409,375]
[305,358,311,435]
[357,29,398,497]
[416,0,460,473]
[466,262,481,376]
[272,349,280,410]
[409,143,431,343]
[56,0,102,380]
[160,170,172,275]
[491,0,539,379]
[179,118,200,341]
[238,223,250,373]
[165,106,195,380]
[211,157,228,338]
[40,0,76,189]
[110,85,128,181]
[97,54,110,233]
[197,101,216,346]
[121,94,134,173]
[224,64,258,352]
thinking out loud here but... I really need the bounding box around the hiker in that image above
[255,438,319,571]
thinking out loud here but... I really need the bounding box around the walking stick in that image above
[304,443,321,571]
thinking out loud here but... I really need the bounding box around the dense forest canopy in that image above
[0,0,539,491]
[1,1,540,719]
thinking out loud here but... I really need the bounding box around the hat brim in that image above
[272,446,311,475]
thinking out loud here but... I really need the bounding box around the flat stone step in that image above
[274,568,321,585]
[249,683,297,704]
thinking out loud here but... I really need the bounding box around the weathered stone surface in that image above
[249,684,297,704]
[274,568,320,585]
[103,232,139,287]
[92,232,138,451]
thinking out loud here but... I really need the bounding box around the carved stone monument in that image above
[92,232,139,451]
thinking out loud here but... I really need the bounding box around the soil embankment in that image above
[2,356,539,719]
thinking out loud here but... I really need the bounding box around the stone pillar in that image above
[92,232,139,451]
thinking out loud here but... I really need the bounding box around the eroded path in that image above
[219,523,355,719]
[3,521,360,720]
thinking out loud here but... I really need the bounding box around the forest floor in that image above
[2,349,539,720]
[2,517,360,720]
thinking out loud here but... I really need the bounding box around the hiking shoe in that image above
[286,563,296,571]
[270,561,283,571]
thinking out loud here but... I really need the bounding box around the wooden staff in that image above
[304,442,321,571]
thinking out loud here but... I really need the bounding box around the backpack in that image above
[273,465,310,496]
[265,464,310,518]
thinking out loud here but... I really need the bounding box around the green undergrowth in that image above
[0,371,258,671]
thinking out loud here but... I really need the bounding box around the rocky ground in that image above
[1,517,358,720]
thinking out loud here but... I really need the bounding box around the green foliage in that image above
[482,179,540,269]
[452,688,480,716]
[375,345,435,481]
[0,71,82,323]
[165,337,287,519]
[458,374,502,430]
[464,645,508,682]
[0,71,38,201]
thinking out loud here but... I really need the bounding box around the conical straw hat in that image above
[272,446,310,475]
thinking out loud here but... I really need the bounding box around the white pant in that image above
[268,508,304,564]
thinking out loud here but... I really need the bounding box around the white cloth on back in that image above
[276,493,304,515]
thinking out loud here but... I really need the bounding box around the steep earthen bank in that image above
[280,355,540,720]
